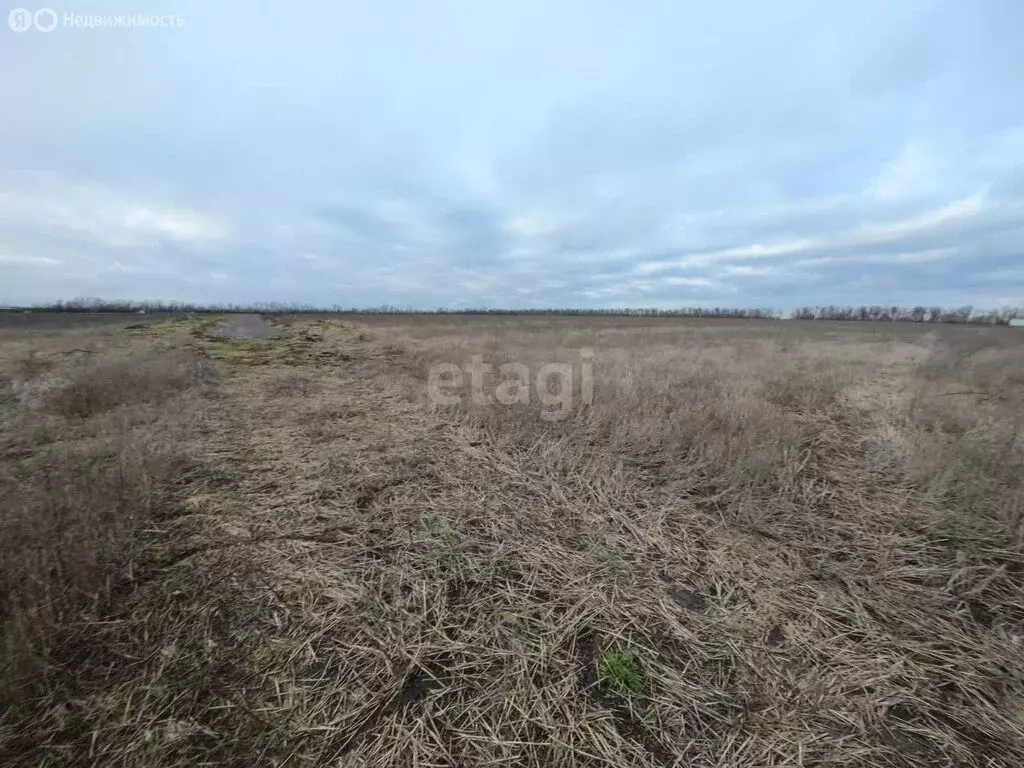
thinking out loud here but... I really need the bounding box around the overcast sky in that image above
[2,1,1023,309]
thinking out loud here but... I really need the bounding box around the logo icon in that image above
[33,8,57,32]
[8,7,33,32]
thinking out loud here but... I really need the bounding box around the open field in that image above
[1,313,1023,767]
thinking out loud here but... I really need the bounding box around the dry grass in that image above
[0,324,214,712]
[1,313,1023,766]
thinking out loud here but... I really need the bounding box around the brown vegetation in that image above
[1,313,1022,766]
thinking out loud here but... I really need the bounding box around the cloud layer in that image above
[2,1,1023,308]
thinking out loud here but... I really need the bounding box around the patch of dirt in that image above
[667,585,708,611]
[211,314,284,340]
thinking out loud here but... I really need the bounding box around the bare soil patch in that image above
[212,313,285,340]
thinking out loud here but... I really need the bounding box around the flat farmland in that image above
[2,313,1023,767]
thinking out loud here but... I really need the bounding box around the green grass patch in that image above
[597,646,645,697]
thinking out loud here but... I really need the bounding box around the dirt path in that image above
[212,314,284,340]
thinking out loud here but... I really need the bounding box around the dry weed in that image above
[1,314,1022,767]
[0,330,213,709]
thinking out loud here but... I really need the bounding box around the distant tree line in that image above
[2,298,1020,324]
[8,298,780,318]
[25,298,330,314]
[790,305,1022,325]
